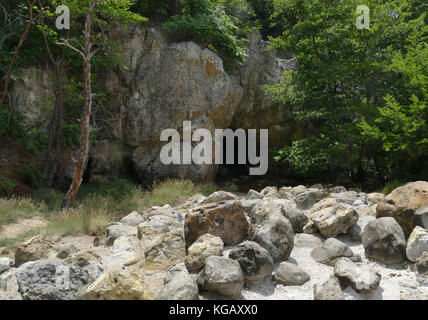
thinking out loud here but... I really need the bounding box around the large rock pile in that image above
[1,181,428,300]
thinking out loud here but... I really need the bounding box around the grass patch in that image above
[141,179,218,207]
[0,179,221,249]
[0,197,48,230]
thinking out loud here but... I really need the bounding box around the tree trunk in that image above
[61,0,99,209]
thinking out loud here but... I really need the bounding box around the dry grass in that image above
[0,179,220,249]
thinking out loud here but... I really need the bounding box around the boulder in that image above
[294,234,323,249]
[260,186,278,196]
[84,265,154,300]
[197,256,244,298]
[313,275,345,300]
[15,235,54,267]
[274,262,310,286]
[185,234,224,272]
[120,211,144,227]
[240,199,261,215]
[185,201,249,248]
[65,249,101,267]
[56,244,79,260]
[406,226,428,262]
[362,217,406,265]
[0,257,14,274]
[249,211,294,263]
[311,238,360,266]
[415,207,428,229]
[329,186,347,193]
[157,263,199,300]
[330,191,358,205]
[105,223,137,246]
[250,198,306,233]
[295,190,328,211]
[416,252,428,276]
[291,185,307,196]
[137,206,185,264]
[349,216,377,242]
[377,181,428,237]
[201,191,239,204]
[334,258,381,293]
[17,261,90,300]
[228,241,274,284]
[367,193,386,206]
[310,203,358,238]
[246,189,263,200]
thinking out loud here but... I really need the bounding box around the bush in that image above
[163,0,246,70]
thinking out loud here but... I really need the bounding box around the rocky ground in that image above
[1,181,427,300]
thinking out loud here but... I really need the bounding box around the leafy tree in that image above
[267,0,427,187]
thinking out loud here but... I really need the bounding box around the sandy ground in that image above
[0,216,48,239]
[197,234,426,301]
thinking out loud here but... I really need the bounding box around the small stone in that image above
[56,244,79,259]
[314,275,345,300]
[334,258,381,293]
[0,257,14,274]
[274,262,310,286]
[311,238,356,266]
[294,234,323,248]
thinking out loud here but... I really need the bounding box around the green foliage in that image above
[268,0,428,183]
[17,164,45,190]
[163,0,247,69]
[382,180,408,195]
[0,175,17,197]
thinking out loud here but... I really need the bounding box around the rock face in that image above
[15,235,54,267]
[116,27,243,183]
[310,202,358,238]
[137,206,185,264]
[230,29,297,149]
[229,241,274,284]
[313,275,345,300]
[185,201,249,248]
[185,234,224,272]
[157,263,199,300]
[274,262,310,286]
[311,238,359,266]
[17,261,89,300]
[84,265,154,300]
[377,181,428,236]
[406,226,428,262]
[197,256,244,298]
[362,217,406,265]
[334,258,381,293]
